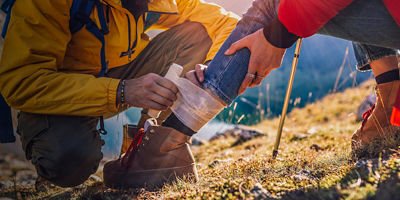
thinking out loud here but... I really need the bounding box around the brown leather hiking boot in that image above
[352,81,400,151]
[103,124,198,188]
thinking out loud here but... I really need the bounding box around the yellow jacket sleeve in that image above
[152,0,239,62]
[0,0,120,116]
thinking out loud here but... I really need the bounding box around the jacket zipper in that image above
[120,13,138,60]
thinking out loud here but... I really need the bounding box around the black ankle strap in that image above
[375,69,400,84]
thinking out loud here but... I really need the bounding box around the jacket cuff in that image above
[107,78,120,113]
[263,18,299,48]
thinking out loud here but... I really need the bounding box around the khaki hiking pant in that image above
[17,22,212,187]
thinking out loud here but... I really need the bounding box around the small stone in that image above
[250,183,271,199]
[355,160,368,168]
[310,144,323,151]
[221,150,233,156]
[35,176,56,192]
[0,169,13,177]
[290,133,308,141]
[16,170,36,183]
[238,157,250,162]
[89,175,102,182]
[208,159,233,168]
[0,180,14,188]
[191,136,207,146]
[231,126,266,146]
[291,174,309,181]
[307,127,318,135]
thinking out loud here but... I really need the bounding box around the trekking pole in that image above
[272,38,303,159]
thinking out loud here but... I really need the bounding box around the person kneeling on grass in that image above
[0,0,238,188]
[103,0,400,188]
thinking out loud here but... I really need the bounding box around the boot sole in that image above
[103,163,198,189]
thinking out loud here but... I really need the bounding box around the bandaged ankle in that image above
[167,66,225,132]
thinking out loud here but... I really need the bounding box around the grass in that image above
[1,80,399,199]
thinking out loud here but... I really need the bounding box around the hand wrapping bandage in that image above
[166,64,226,132]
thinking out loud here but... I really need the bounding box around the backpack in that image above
[0,0,111,143]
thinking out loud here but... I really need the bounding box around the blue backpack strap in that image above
[0,0,16,143]
[69,0,109,135]
[1,0,16,38]
[69,0,109,77]
[0,94,15,143]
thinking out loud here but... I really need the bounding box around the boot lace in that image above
[121,128,145,168]
[361,104,376,129]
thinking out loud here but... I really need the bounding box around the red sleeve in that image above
[278,0,354,37]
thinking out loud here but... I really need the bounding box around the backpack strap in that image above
[70,0,109,77]
[69,0,109,135]
[1,0,16,38]
[0,95,15,143]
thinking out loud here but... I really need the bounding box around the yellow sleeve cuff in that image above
[107,78,121,113]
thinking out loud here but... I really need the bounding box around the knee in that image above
[34,145,103,187]
[173,22,211,44]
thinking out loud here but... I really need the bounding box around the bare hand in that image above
[224,28,286,94]
[185,64,207,87]
[124,73,178,111]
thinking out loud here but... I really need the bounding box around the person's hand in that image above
[224,28,286,94]
[123,73,178,111]
[185,64,207,87]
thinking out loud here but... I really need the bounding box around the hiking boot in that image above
[352,81,400,151]
[103,122,198,188]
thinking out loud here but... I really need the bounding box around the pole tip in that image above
[272,150,278,159]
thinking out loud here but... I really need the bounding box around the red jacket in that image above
[263,0,400,126]
[264,0,400,48]
[278,0,399,38]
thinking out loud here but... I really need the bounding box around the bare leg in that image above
[370,56,399,77]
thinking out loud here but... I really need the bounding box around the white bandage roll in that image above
[168,67,225,132]
[148,63,183,118]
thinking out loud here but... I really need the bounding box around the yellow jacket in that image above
[0,0,238,116]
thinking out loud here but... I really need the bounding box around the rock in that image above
[310,144,324,151]
[0,169,12,177]
[307,127,319,135]
[209,130,237,141]
[15,170,36,187]
[221,150,233,156]
[89,174,102,182]
[238,157,250,162]
[291,169,315,181]
[0,180,13,188]
[291,174,309,181]
[231,126,266,146]
[250,183,271,199]
[35,176,56,192]
[191,136,207,146]
[290,133,308,141]
[208,159,233,168]
[209,126,266,144]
